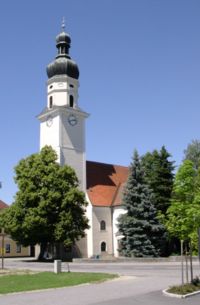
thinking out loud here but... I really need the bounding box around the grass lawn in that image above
[0,271,118,294]
[168,283,200,295]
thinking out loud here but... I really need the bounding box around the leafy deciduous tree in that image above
[184,139,200,170]
[166,160,200,245]
[166,160,200,281]
[2,146,89,259]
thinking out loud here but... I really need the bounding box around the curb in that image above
[73,256,199,263]
[163,288,200,299]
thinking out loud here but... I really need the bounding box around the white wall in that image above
[85,194,93,257]
[40,116,59,148]
[47,75,79,108]
[113,206,126,257]
[40,116,61,162]
[61,114,85,152]
[60,111,86,191]
[92,206,113,255]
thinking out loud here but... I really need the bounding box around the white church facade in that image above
[38,24,128,258]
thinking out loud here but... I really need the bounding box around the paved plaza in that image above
[0,258,200,305]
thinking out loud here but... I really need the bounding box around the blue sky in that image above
[0,0,200,204]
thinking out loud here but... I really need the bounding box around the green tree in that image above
[141,146,175,256]
[166,160,200,281]
[118,150,165,257]
[166,160,200,244]
[141,146,174,215]
[2,146,89,259]
[184,139,200,170]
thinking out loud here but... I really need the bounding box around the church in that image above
[37,24,128,258]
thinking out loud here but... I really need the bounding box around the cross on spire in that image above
[62,17,66,31]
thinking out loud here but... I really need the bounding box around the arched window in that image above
[100,220,106,231]
[49,96,53,108]
[69,95,74,108]
[101,242,106,252]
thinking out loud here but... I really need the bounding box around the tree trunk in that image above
[181,240,184,285]
[189,241,193,282]
[38,242,48,261]
[185,243,189,283]
[198,228,200,271]
[55,243,62,259]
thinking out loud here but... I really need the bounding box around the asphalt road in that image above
[0,258,200,305]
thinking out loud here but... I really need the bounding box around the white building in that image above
[38,24,128,258]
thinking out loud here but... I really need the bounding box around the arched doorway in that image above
[101,241,106,252]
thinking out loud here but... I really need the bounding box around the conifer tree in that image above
[141,146,174,215]
[118,150,165,257]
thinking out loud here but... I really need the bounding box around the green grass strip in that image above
[0,272,117,294]
[168,283,200,295]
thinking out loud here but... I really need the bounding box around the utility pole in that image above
[0,228,5,269]
[0,180,5,269]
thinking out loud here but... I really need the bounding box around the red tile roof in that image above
[0,200,8,210]
[86,161,128,207]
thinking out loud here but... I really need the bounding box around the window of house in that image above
[69,95,74,107]
[100,220,106,231]
[6,244,10,253]
[16,244,21,253]
[49,96,53,108]
[101,242,106,252]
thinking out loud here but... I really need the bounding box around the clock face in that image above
[68,114,77,126]
[46,116,53,127]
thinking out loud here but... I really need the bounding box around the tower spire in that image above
[46,22,79,79]
[62,17,66,31]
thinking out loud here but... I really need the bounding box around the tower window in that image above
[100,220,106,231]
[49,96,53,108]
[101,242,106,252]
[69,84,74,88]
[49,85,53,89]
[69,95,74,108]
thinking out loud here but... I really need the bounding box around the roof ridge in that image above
[86,160,128,169]
[0,199,8,209]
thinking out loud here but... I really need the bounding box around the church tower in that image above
[38,23,88,191]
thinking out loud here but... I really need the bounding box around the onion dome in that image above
[56,31,71,47]
[47,22,79,79]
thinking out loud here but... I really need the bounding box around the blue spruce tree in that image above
[118,150,165,257]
